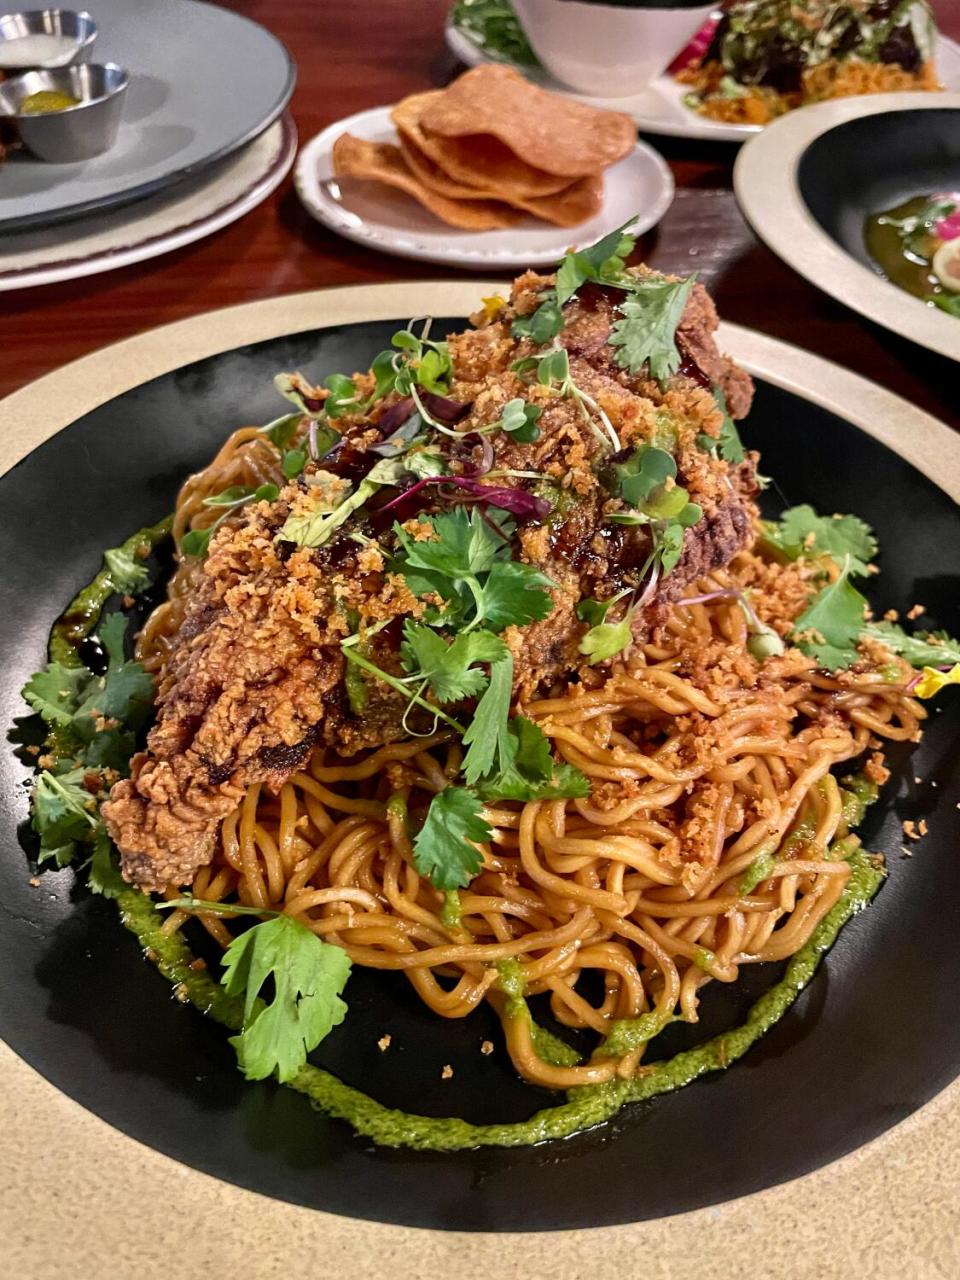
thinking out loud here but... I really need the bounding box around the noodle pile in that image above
[139,426,923,1088]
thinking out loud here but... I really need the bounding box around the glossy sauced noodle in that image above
[138,427,923,1089]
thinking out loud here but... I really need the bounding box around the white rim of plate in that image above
[734,91,960,363]
[293,106,674,268]
[445,19,960,145]
[0,114,298,292]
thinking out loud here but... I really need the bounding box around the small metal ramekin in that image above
[0,9,97,71]
[0,62,128,161]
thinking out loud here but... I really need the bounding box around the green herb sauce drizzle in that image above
[115,852,883,1150]
[50,516,173,667]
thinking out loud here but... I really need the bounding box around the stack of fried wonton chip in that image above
[332,65,636,230]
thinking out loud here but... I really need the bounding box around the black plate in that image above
[1,320,959,1232]
[797,107,960,275]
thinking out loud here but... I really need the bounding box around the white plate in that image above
[293,106,673,269]
[446,18,960,144]
[0,115,296,292]
[734,92,960,363]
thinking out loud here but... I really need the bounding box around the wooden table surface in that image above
[2,0,958,431]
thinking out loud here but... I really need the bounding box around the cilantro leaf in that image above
[103,545,149,594]
[400,624,507,702]
[511,298,564,344]
[932,294,960,318]
[32,768,99,867]
[609,276,695,383]
[88,832,125,899]
[579,614,633,664]
[222,915,351,1083]
[764,505,878,577]
[82,613,154,730]
[22,662,88,727]
[412,787,490,889]
[711,387,744,464]
[475,716,590,803]
[462,654,514,784]
[555,221,637,304]
[860,622,960,668]
[394,507,510,581]
[480,560,555,631]
[791,558,868,670]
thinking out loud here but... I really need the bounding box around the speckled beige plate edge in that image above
[2,282,959,1280]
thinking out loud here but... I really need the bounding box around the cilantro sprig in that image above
[763,504,877,577]
[860,622,960,669]
[221,913,352,1083]
[21,612,154,870]
[791,558,868,670]
[512,219,638,343]
[696,387,745,465]
[337,507,588,889]
[608,276,695,385]
[511,219,695,389]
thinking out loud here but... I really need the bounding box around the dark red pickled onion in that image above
[420,392,471,425]
[376,396,416,436]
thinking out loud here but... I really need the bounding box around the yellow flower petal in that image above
[914,663,960,698]
[481,294,506,323]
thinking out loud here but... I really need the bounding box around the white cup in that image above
[512,0,716,97]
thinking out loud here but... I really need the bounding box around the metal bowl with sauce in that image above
[0,9,97,71]
[0,61,128,161]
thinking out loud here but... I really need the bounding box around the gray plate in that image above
[0,0,295,231]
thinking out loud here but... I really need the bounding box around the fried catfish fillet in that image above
[103,270,757,890]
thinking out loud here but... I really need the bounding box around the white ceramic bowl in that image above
[512,0,715,97]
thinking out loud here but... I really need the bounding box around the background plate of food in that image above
[294,68,674,266]
[447,0,960,143]
[735,92,960,362]
[1,237,960,1229]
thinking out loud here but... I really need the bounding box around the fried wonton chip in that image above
[392,92,578,199]
[419,66,636,177]
[331,134,522,231]
[397,133,603,228]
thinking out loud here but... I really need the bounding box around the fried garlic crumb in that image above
[377,1034,392,1052]
[903,820,922,841]
[441,1064,454,1080]
[906,604,925,620]
[28,876,41,888]
[480,1040,494,1056]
